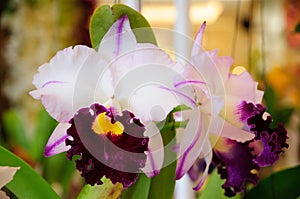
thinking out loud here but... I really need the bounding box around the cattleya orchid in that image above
[174,22,288,196]
[30,16,184,188]
[0,166,20,199]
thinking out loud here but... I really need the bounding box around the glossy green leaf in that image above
[0,146,59,199]
[198,169,241,199]
[2,110,30,151]
[121,174,151,199]
[89,4,156,49]
[77,177,123,199]
[245,165,300,199]
[148,115,177,199]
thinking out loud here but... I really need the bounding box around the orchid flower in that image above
[30,15,183,188]
[174,22,288,196]
[0,166,20,199]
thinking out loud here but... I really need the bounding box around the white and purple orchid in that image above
[174,22,288,196]
[30,16,184,188]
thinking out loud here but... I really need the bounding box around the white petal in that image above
[226,71,263,104]
[128,85,180,123]
[193,139,212,190]
[0,166,20,188]
[44,123,71,157]
[98,15,137,59]
[0,191,9,199]
[191,22,206,57]
[110,43,181,94]
[176,109,206,179]
[30,45,111,122]
[109,49,183,122]
[142,122,164,177]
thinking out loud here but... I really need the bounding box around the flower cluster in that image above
[30,15,288,196]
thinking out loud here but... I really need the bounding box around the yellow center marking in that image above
[92,113,124,135]
[232,66,246,75]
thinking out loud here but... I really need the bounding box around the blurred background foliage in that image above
[0,0,299,198]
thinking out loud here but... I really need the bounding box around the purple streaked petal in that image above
[174,80,206,88]
[142,122,164,177]
[159,86,197,108]
[176,109,205,180]
[44,123,71,157]
[191,22,206,57]
[99,15,137,59]
[30,45,107,123]
[189,139,212,191]
[114,15,127,56]
[42,80,67,88]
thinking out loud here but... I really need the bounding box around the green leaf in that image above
[2,110,30,150]
[295,23,300,33]
[31,108,57,160]
[245,165,300,199]
[198,169,241,199]
[89,4,156,49]
[148,115,177,199]
[77,177,123,199]
[263,86,277,115]
[274,107,294,126]
[0,146,60,199]
[89,5,115,49]
[121,174,151,199]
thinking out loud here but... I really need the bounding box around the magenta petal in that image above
[65,103,148,188]
[44,123,71,157]
[237,101,289,166]
[213,138,259,197]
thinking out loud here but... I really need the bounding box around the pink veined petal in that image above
[191,21,206,57]
[176,109,206,180]
[142,122,164,177]
[0,166,20,188]
[193,139,213,191]
[44,123,71,157]
[30,45,108,123]
[98,15,137,59]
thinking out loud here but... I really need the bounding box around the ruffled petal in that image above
[142,122,164,177]
[237,101,289,166]
[30,45,110,122]
[0,166,20,188]
[213,138,259,197]
[65,103,148,188]
[98,15,137,59]
[44,123,71,157]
